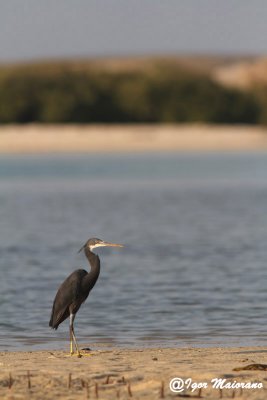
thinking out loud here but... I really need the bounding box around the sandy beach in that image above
[0,347,266,399]
[1,124,267,153]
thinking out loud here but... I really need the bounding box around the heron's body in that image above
[49,238,122,357]
[49,249,100,329]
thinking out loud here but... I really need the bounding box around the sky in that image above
[1,1,267,62]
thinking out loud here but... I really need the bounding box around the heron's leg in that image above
[70,313,81,357]
[72,329,81,357]
[69,326,74,355]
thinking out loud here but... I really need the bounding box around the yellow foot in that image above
[66,349,93,358]
[66,351,80,357]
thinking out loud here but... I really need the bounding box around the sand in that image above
[0,346,267,399]
[1,124,267,153]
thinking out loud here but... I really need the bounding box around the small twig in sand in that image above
[8,373,13,389]
[82,380,90,399]
[80,380,89,399]
[105,375,110,384]
[116,389,120,398]
[127,383,133,397]
[219,388,223,398]
[27,371,31,389]
[232,389,235,398]
[86,381,90,399]
[95,382,98,398]
[159,381,165,398]
[68,373,72,389]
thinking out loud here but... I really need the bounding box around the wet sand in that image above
[1,124,267,153]
[0,346,267,399]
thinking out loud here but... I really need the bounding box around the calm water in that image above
[1,152,267,350]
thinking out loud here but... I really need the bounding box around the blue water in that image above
[1,152,267,350]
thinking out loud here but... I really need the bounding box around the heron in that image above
[49,237,123,357]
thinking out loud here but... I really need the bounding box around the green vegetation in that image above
[251,86,267,125]
[0,60,261,124]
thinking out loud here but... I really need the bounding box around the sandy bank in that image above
[1,124,267,153]
[0,346,267,399]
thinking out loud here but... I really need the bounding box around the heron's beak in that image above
[102,241,124,248]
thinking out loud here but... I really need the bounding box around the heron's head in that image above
[78,237,123,253]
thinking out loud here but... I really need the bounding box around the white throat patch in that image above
[89,243,106,251]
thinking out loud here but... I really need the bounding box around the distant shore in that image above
[0,346,266,399]
[1,124,267,153]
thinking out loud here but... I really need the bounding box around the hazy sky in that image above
[1,1,267,62]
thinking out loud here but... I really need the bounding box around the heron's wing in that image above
[49,269,87,329]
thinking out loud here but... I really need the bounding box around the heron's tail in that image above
[49,303,59,330]
[49,300,70,330]
[49,318,58,330]
[49,317,58,330]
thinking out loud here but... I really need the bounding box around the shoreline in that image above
[1,124,267,154]
[0,346,266,399]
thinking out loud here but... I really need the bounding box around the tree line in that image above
[0,62,263,124]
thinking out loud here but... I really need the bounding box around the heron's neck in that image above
[84,247,100,285]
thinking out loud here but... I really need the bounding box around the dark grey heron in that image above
[49,237,123,357]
